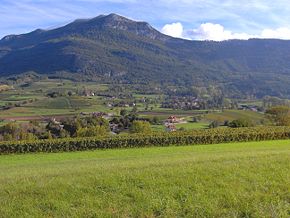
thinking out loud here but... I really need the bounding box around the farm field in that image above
[151,122,209,131]
[204,109,265,124]
[0,140,289,217]
[0,79,267,131]
[175,122,209,130]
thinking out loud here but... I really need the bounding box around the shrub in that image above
[130,121,152,134]
[1,126,290,154]
[266,106,290,126]
[76,126,108,138]
[209,121,219,128]
[228,119,253,128]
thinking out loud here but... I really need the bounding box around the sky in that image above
[1,0,290,41]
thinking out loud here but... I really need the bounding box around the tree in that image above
[67,91,73,96]
[152,116,161,125]
[0,122,19,139]
[120,109,128,117]
[265,106,290,126]
[130,121,151,134]
[76,126,108,138]
[131,105,138,114]
[228,119,253,128]
[209,121,219,128]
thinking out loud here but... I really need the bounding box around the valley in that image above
[0,11,290,218]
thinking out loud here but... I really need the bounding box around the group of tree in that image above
[265,106,290,126]
[209,119,254,128]
[208,105,290,129]
[109,107,152,133]
[0,116,110,141]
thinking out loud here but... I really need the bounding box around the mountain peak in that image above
[91,13,168,40]
[106,13,129,21]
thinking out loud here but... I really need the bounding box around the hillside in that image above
[0,140,289,217]
[1,14,290,97]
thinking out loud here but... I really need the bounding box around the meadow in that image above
[0,140,289,217]
[204,109,265,124]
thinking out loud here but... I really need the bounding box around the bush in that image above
[76,126,108,138]
[266,106,290,126]
[130,121,152,134]
[228,119,253,128]
[1,126,290,154]
[209,121,219,128]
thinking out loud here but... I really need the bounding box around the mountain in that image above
[1,13,290,98]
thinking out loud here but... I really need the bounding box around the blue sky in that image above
[1,0,290,41]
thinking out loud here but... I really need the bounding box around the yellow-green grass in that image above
[238,99,263,107]
[175,122,209,129]
[0,95,110,118]
[205,109,264,123]
[133,94,162,99]
[27,97,91,109]
[152,122,209,131]
[139,110,213,121]
[0,140,289,217]
[151,124,165,131]
[21,80,109,92]
[0,107,76,118]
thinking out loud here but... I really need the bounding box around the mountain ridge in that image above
[1,14,290,98]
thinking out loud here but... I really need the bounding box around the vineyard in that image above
[1,126,290,154]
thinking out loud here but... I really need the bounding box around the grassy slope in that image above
[175,122,209,130]
[0,80,112,118]
[205,110,264,124]
[0,140,289,217]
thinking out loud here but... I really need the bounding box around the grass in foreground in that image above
[0,140,289,217]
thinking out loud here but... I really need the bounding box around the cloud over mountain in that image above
[162,22,290,41]
[161,22,183,38]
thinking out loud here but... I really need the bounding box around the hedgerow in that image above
[1,126,290,154]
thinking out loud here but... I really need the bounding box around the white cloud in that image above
[162,22,290,41]
[189,23,254,41]
[161,22,184,38]
[261,27,290,40]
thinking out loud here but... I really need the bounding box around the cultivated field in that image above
[0,140,289,217]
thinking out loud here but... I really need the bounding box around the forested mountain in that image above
[1,13,290,98]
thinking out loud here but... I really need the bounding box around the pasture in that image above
[0,140,289,217]
[204,109,265,124]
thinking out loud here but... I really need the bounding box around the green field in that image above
[205,109,265,124]
[0,79,113,118]
[0,140,289,217]
[1,79,268,129]
[175,122,209,130]
[152,122,209,131]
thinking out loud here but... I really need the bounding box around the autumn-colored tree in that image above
[265,106,290,126]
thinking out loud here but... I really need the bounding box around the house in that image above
[92,112,107,118]
[166,116,179,123]
[109,123,119,133]
[51,118,61,125]
[83,90,95,97]
[80,112,90,116]
[165,123,176,132]
[238,104,259,112]
[49,118,64,129]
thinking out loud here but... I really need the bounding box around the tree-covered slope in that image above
[1,14,290,97]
